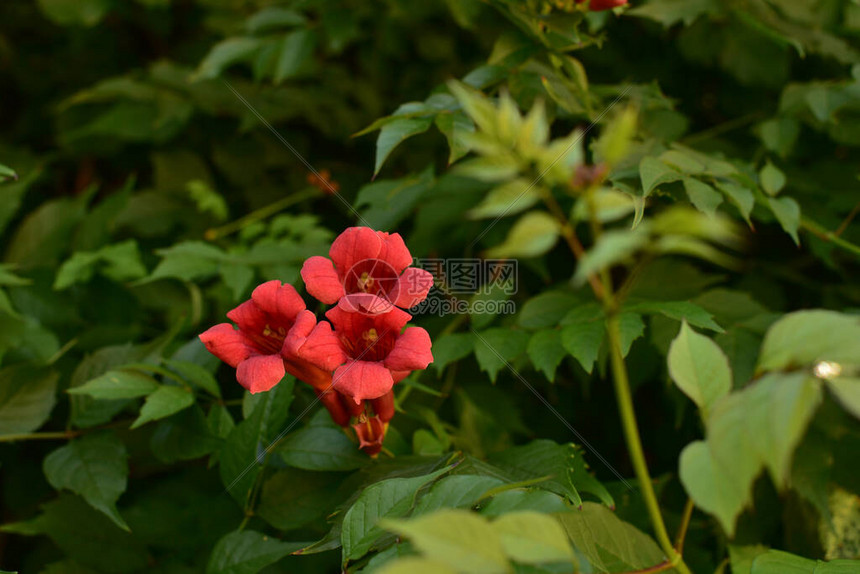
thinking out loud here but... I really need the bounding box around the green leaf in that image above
[68,370,158,400]
[759,162,786,196]
[206,530,304,574]
[639,155,683,197]
[257,469,343,531]
[278,426,369,471]
[518,292,578,329]
[467,179,541,220]
[413,475,504,516]
[561,320,604,374]
[431,333,475,374]
[43,433,129,531]
[163,358,221,398]
[382,509,509,574]
[220,380,293,502]
[150,405,223,463]
[626,300,724,332]
[375,116,434,175]
[8,494,148,573]
[628,0,718,27]
[749,549,860,573]
[491,511,575,565]
[130,385,195,429]
[573,228,648,285]
[195,38,262,80]
[490,440,587,506]
[571,189,636,224]
[617,312,646,357]
[555,502,666,572]
[0,163,16,181]
[484,211,560,258]
[758,310,860,373]
[680,372,823,535]
[479,490,567,517]
[683,177,723,216]
[472,328,529,382]
[668,321,732,412]
[827,377,860,420]
[37,0,110,26]
[377,557,458,574]
[757,118,800,158]
[341,466,453,561]
[355,167,435,230]
[527,329,567,381]
[435,112,474,164]
[272,29,315,83]
[0,365,58,435]
[715,181,755,225]
[147,241,226,282]
[766,196,801,245]
[54,240,147,290]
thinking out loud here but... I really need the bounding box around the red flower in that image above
[575,0,627,9]
[294,294,433,404]
[301,227,434,311]
[199,280,331,394]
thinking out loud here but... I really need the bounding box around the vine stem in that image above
[204,188,319,240]
[0,430,81,442]
[606,312,690,574]
[801,217,860,257]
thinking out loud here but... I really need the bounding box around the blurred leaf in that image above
[43,433,129,531]
[472,328,529,382]
[527,329,567,381]
[206,530,304,574]
[163,358,221,398]
[759,162,786,196]
[628,0,718,27]
[574,228,648,286]
[639,155,683,197]
[257,469,343,531]
[467,178,541,220]
[431,333,475,374]
[375,116,434,175]
[683,177,723,216]
[0,365,58,435]
[668,321,732,412]
[757,310,860,373]
[767,196,801,244]
[485,211,560,258]
[827,377,860,420]
[376,557,458,574]
[356,167,435,230]
[382,509,509,574]
[491,511,575,566]
[37,0,110,26]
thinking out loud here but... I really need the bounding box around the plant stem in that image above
[204,188,319,240]
[675,498,695,554]
[605,313,691,573]
[801,217,860,257]
[0,430,81,442]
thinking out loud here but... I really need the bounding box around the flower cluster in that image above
[199,227,434,456]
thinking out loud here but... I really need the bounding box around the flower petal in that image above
[329,227,382,273]
[393,267,434,308]
[333,360,393,403]
[384,327,433,372]
[251,280,305,321]
[236,354,286,394]
[296,320,347,371]
[199,324,251,368]
[301,256,344,305]
[283,310,317,357]
[370,391,395,422]
[226,300,267,333]
[377,231,413,273]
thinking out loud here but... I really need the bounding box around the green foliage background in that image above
[1,0,859,573]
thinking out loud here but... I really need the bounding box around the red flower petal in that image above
[384,327,433,372]
[226,300,267,333]
[377,232,413,274]
[588,0,627,10]
[251,280,305,321]
[393,267,433,308]
[236,354,286,394]
[199,324,251,368]
[329,298,412,332]
[329,227,382,274]
[333,359,393,403]
[301,256,344,305]
[370,391,395,422]
[296,319,347,371]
